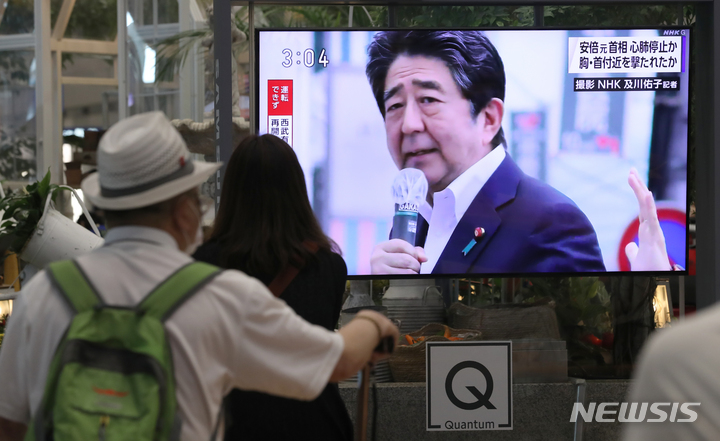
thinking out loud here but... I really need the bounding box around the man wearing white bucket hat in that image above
[0,112,397,440]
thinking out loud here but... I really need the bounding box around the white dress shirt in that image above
[0,226,343,440]
[420,147,506,273]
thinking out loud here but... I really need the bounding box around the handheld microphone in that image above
[390,168,428,245]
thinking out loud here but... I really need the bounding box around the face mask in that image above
[182,200,204,255]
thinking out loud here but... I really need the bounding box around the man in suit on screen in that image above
[365,30,607,275]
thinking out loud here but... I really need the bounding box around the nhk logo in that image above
[570,402,700,423]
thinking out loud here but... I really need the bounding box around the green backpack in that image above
[25,259,222,441]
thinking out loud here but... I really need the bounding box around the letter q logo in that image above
[445,361,496,410]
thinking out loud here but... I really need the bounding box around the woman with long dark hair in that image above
[193,134,352,441]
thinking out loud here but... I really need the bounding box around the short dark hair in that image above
[210,134,337,280]
[366,30,506,148]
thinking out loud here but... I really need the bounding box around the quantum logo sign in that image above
[427,341,512,431]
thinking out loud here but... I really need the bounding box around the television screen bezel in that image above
[254,25,692,280]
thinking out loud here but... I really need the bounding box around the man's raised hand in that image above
[625,168,672,271]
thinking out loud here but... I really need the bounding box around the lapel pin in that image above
[462,227,485,256]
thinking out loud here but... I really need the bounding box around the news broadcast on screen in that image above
[256,28,690,277]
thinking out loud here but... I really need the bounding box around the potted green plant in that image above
[0,170,57,255]
[0,171,103,268]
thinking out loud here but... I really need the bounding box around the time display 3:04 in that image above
[282,48,329,68]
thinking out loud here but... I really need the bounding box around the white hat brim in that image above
[82,161,222,210]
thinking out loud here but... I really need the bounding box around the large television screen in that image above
[256,28,690,277]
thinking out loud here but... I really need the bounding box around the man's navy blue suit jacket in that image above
[414,154,606,275]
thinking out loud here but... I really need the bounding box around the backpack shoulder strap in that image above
[47,260,102,313]
[138,261,221,322]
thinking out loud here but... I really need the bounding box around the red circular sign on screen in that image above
[618,207,687,271]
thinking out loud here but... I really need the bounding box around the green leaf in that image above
[2,201,27,221]
[37,169,52,206]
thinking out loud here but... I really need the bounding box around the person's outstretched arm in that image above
[331,309,399,382]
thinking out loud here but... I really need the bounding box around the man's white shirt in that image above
[419,147,506,274]
[0,226,343,440]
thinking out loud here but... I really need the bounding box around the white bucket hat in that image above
[82,111,221,210]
